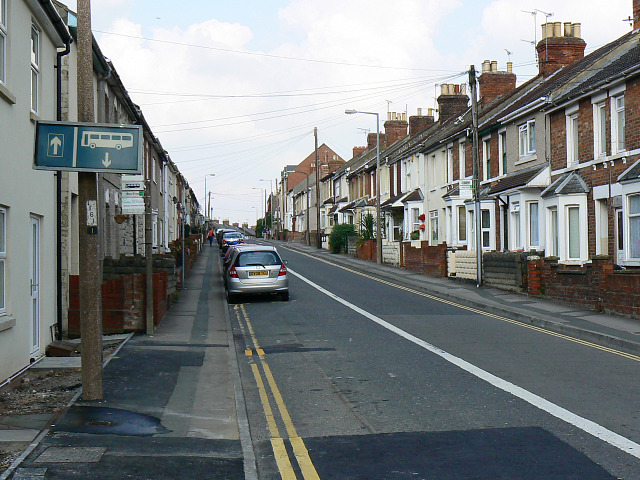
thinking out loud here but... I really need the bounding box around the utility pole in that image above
[314,127,321,249]
[469,65,483,287]
[77,0,103,400]
[144,178,154,335]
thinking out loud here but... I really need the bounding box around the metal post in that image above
[375,114,382,264]
[145,179,154,335]
[470,65,483,287]
[315,128,321,249]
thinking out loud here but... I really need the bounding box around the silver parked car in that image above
[224,245,288,303]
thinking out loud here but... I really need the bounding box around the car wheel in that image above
[226,290,236,304]
[280,291,289,302]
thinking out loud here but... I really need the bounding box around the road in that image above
[226,244,640,479]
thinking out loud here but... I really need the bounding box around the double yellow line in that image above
[235,305,320,480]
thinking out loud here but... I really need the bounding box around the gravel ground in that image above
[0,339,125,474]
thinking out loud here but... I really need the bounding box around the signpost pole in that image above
[145,179,154,335]
[77,0,103,401]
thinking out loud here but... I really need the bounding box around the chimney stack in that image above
[384,112,408,145]
[353,146,367,157]
[367,132,386,150]
[478,59,517,107]
[409,107,435,136]
[537,21,586,77]
[437,84,469,123]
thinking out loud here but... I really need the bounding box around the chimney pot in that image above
[564,22,573,37]
[507,61,513,73]
[417,107,422,116]
[491,60,498,72]
[573,23,581,38]
[482,60,491,73]
[553,22,562,37]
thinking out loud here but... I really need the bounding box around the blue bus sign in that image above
[34,121,143,173]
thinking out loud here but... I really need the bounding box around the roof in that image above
[618,158,640,183]
[402,188,424,203]
[541,171,590,198]
[442,185,459,200]
[487,164,548,195]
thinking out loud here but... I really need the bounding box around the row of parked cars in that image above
[216,229,289,303]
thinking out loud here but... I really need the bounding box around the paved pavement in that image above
[1,240,639,480]
[1,245,253,480]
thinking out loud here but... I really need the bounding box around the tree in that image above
[329,223,357,254]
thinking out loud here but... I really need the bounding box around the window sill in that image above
[515,154,537,166]
[30,110,41,123]
[0,82,17,105]
[0,315,16,333]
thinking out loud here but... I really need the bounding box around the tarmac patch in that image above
[53,406,169,437]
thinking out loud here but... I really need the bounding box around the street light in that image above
[259,178,273,239]
[252,187,265,238]
[204,173,215,220]
[345,109,382,264]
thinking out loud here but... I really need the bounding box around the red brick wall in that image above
[69,271,169,337]
[528,256,640,318]
[479,72,516,107]
[401,242,448,277]
[356,240,376,261]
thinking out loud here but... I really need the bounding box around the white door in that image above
[615,208,624,265]
[30,216,40,355]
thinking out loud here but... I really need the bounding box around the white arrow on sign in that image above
[50,136,62,155]
[102,152,112,168]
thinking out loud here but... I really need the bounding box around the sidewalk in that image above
[1,246,251,480]
[275,240,640,355]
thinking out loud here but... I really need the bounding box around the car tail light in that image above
[229,267,238,278]
[278,264,287,276]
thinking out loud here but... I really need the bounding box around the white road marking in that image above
[288,267,640,460]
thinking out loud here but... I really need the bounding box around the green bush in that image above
[359,212,375,240]
[329,223,357,254]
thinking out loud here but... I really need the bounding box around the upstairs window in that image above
[499,131,507,176]
[612,95,625,153]
[566,112,579,166]
[458,141,466,178]
[518,120,536,158]
[0,0,6,84]
[31,25,40,113]
[482,138,491,181]
[446,146,453,184]
[594,102,607,158]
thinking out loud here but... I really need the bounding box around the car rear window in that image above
[224,233,242,239]
[236,251,281,267]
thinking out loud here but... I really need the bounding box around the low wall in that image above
[401,241,447,277]
[357,240,376,261]
[483,251,529,292]
[452,250,477,281]
[383,242,401,266]
[530,255,640,318]
[68,270,168,336]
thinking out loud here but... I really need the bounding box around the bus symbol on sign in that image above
[81,131,134,151]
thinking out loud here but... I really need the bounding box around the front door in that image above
[615,207,624,265]
[30,216,40,355]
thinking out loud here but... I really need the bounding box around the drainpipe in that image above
[55,27,72,341]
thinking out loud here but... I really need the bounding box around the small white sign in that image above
[459,179,473,199]
[86,200,98,226]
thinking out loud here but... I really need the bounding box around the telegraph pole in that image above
[469,65,483,287]
[314,127,321,249]
[77,0,103,400]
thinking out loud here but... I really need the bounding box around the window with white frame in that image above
[567,112,579,166]
[31,25,40,113]
[567,206,581,259]
[152,158,157,183]
[430,210,438,244]
[0,206,6,314]
[0,0,7,84]
[499,131,507,176]
[612,95,625,153]
[529,202,539,248]
[458,205,466,242]
[630,194,640,259]
[548,207,558,257]
[459,141,466,178]
[518,120,536,158]
[512,202,521,249]
[446,146,453,184]
[412,208,420,233]
[482,138,491,181]
[594,101,607,157]
[481,209,491,249]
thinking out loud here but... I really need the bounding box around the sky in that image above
[59,0,633,225]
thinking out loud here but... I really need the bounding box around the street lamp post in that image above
[259,178,273,239]
[345,109,382,264]
[204,173,215,221]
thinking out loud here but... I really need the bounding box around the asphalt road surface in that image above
[227,245,640,480]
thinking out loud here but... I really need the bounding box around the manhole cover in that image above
[34,447,106,463]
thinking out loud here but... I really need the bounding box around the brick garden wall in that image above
[528,256,640,318]
[401,241,448,277]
